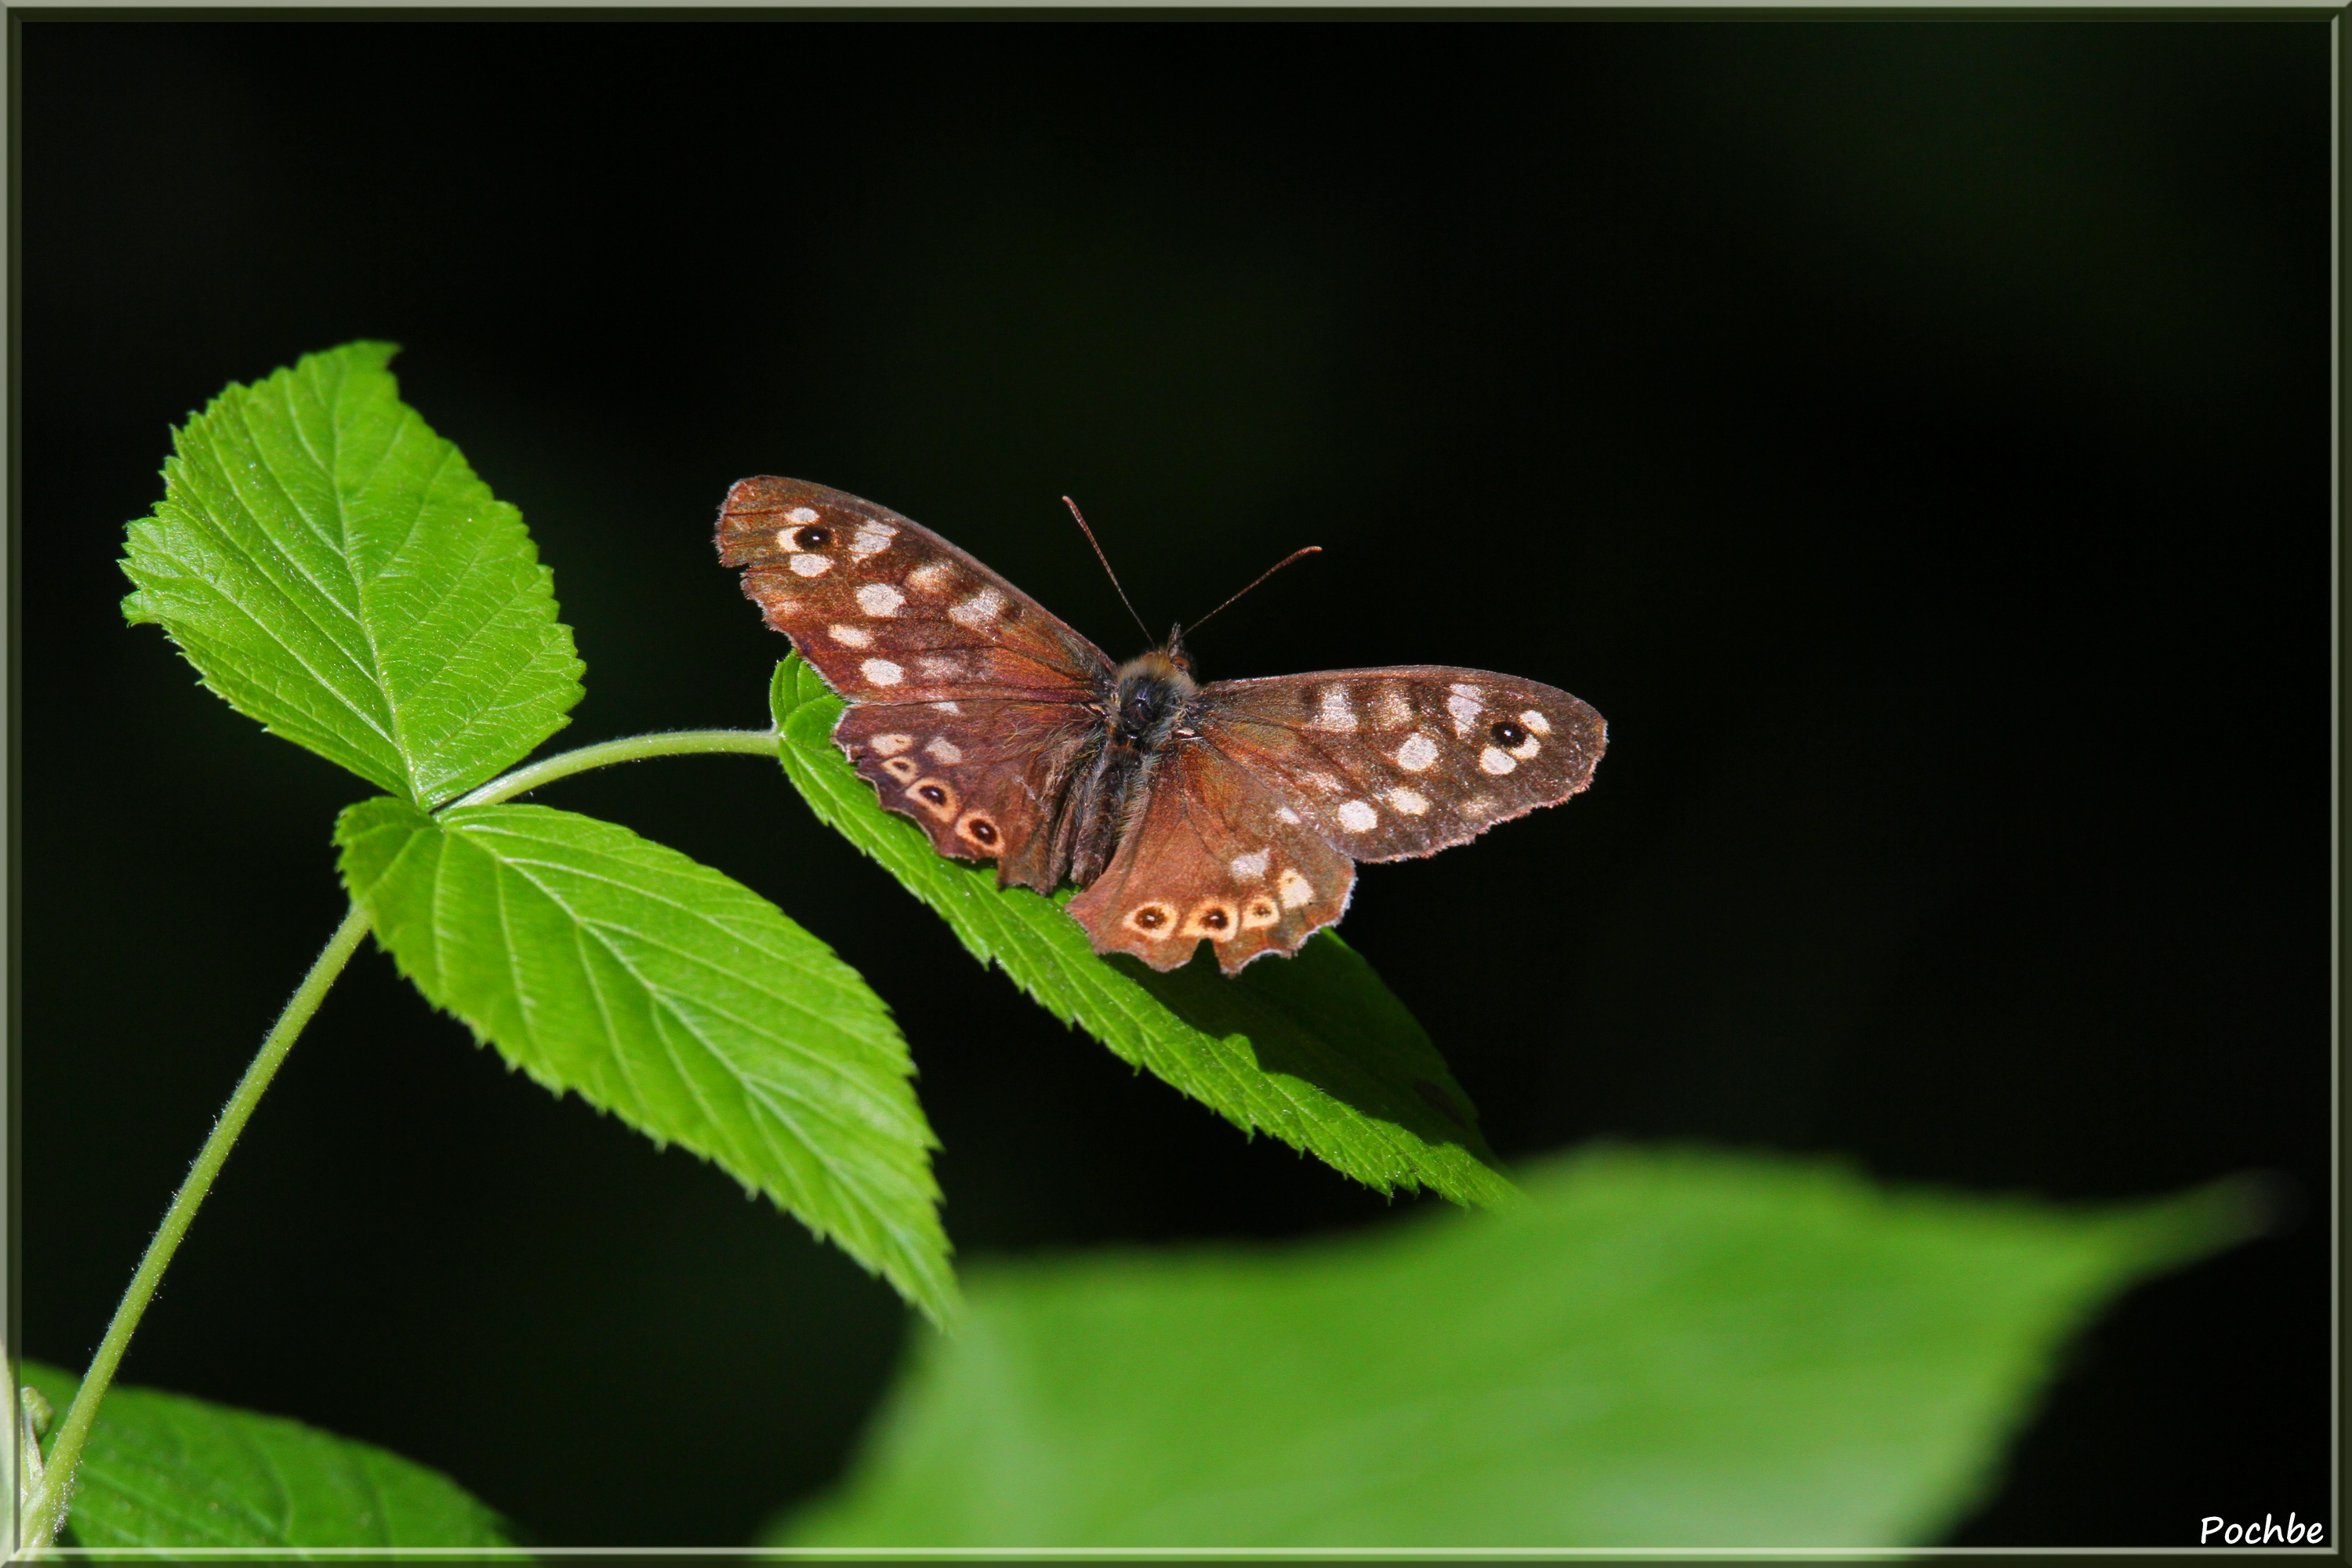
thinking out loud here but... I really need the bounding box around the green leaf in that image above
[122,342,584,808]
[769,656,1514,1210]
[774,1146,2263,1548]
[336,796,954,1323]
[19,1361,518,1554]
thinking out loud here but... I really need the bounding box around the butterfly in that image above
[717,477,1606,975]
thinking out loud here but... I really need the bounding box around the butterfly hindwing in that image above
[1193,667,1606,862]
[717,476,1112,704]
[1065,740,1356,975]
[835,697,1100,894]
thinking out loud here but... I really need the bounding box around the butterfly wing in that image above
[720,477,1118,886]
[1065,739,1356,975]
[717,476,1114,703]
[1192,666,1606,862]
[833,697,1099,894]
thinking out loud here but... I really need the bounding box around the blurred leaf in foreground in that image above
[774,1145,2262,1548]
[337,796,954,1323]
[120,341,583,808]
[20,1361,518,1554]
[771,655,1513,1210]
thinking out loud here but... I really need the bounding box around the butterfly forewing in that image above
[1065,740,1356,975]
[1195,668,1606,862]
[718,477,1112,704]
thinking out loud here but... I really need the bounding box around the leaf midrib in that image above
[792,737,1348,1163]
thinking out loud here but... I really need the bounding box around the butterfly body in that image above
[719,477,1606,975]
[1034,644,1179,884]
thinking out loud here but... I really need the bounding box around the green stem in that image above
[22,725,782,1552]
[450,728,779,809]
[23,901,372,1553]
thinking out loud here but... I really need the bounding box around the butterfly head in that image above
[1110,637,1200,750]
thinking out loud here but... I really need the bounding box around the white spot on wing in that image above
[827,624,871,648]
[1447,691,1482,735]
[1278,869,1315,909]
[1386,787,1429,815]
[789,554,832,578]
[1313,686,1358,732]
[870,734,915,756]
[787,506,821,524]
[1509,734,1542,760]
[1229,848,1271,880]
[909,562,953,593]
[862,659,906,687]
[931,700,964,714]
[1374,688,1414,728]
[856,583,905,616]
[851,524,897,558]
[1305,771,1345,793]
[1479,746,1516,775]
[1275,807,1302,825]
[916,654,964,679]
[1396,733,1439,772]
[1519,709,1551,735]
[949,587,1006,629]
[925,737,964,764]
[1335,799,1378,832]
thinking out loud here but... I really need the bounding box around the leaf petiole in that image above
[24,726,784,1552]
[451,728,781,808]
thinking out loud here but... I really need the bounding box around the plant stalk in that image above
[450,728,779,809]
[22,725,783,1552]
[21,900,373,1553]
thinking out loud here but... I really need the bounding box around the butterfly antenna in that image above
[1063,495,1154,647]
[1185,546,1323,637]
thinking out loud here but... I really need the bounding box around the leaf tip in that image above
[2112,1170,2281,1272]
[321,338,403,375]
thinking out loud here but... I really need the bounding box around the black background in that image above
[19,15,2332,1548]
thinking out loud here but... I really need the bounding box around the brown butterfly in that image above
[717,477,1606,975]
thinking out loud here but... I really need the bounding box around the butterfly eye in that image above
[1490,719,1529,748]
[789,524,833,550]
